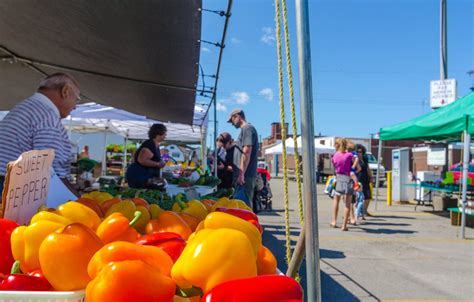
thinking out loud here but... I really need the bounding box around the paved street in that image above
[260,178,474,301]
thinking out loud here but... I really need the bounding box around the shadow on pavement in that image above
[263,224,365,301]
[359,228,417,235]
[361,221,411,227]
[320,249,345,259]
[370,215,416,220]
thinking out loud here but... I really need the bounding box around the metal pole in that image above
[101,121,109,176]
[461,131,470,239]
[213,104,218,177]
[201,126,208,172]
[440,0,447,80]
[122,133,129,177]
[294,0,321,301]
[374,139,382,210]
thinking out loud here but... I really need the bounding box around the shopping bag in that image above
[234,185,250,205]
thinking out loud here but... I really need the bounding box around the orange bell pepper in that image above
[178,213,200,231]
[38,223,104,291]
[145,211,192,240]
[256,246,277,275]
[96,211,141,244]
[86,242,175,302]
[75,198,104,218]
[201,199,216,212]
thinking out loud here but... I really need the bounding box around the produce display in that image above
[0,192,303,301]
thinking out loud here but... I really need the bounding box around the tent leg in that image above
[101,125,109,177]
[374,139,382,211]
[122,134,129,177]
[461,131,470,240]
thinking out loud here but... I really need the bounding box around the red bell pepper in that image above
[136,232,186,262]
[0,219,19,275]
[0,261,52,291]
[215,208,263,234]
[201,275,303,302]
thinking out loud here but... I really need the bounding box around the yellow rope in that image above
[281,0,304,227]
[274,0,292,266]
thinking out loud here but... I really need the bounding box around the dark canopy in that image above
[0,0,202,124]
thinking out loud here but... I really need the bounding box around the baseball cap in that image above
[227,108,243,123]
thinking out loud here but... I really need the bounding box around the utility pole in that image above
[440,0,447,80]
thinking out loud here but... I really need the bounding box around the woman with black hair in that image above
[355,144,373,218]
[126,123,167,188]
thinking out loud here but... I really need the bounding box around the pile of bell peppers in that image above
[0,192,302,302]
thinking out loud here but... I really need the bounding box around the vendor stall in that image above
[378,91,474,239]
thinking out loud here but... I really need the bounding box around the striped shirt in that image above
[0,93,72,177]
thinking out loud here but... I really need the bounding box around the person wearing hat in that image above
[227,109,259,207]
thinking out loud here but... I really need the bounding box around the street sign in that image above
[430,79,457,108]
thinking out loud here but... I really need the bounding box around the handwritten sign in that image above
[1,149,55,225]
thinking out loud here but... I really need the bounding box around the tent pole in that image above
[122,132,129,177]
[213,97,218,177]
[295,0,321,300]
[375,138,382,211]
[201,126,208,172]
[461,130,470,239]
[101,121,110,176]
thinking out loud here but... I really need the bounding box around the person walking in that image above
[331,138,356,231]
[0,73,81,196]
[355,144,373,218]
[227,108,259,207]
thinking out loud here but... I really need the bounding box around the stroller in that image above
[253,168,273,212]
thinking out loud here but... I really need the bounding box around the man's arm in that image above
[238,145,252,184]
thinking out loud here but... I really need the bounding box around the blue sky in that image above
[199,0,473,145]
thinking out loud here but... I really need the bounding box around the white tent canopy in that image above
[265,136,335,155]
[65,102,208,143]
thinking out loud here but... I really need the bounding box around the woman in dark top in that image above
[126,123,167,188]
[216,132,235,189]
[355,144,373,217]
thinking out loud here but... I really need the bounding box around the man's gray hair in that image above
[38,73,79,90]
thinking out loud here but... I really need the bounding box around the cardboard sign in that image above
[1,149,55,225]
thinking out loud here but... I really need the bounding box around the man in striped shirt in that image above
[0,73,80,195]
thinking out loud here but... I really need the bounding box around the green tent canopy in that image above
[379,92,474,141]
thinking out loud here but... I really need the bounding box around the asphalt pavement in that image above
[259,178,474,302]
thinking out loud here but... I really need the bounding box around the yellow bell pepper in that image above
[57,202,101,230]
[171,228,257,293]
[210,197,252,212]
[172,200,208,221]
[39,223,104,291]
[105,199,136,221]
[81,191,114,205]
[30,210,73,225]
[202,212,262,255]
[149,204,165,219]
[11,220,66,273]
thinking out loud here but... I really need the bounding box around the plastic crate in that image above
[0,290,85,302]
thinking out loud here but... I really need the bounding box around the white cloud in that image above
[261,27,276,45]
[259,88,274,101]
[231,37,241,44]
[202,47,211,53]
[231,92,250,105]
[216,102,227,112]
